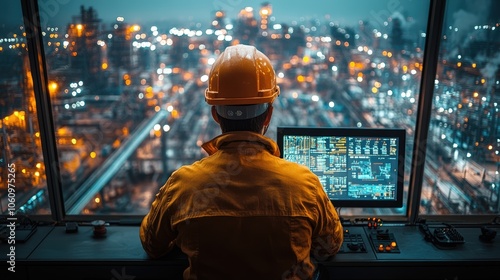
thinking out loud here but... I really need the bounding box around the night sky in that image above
[3,0,432,31]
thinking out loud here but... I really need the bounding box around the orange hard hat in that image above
[205,44,280,112]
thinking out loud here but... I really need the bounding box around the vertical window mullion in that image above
[20,0,65,221]
[408,0,447,224]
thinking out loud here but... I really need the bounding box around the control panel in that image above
[418,222,466,249]
[1,223,499,280]
[339,226,401,254]
[339,229,367,253]
[368,228,400,253]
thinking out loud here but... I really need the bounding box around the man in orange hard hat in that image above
[140,44,343,280]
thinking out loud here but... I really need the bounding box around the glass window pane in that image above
[39,0,430,216]
[421,1,500,215]
[0,1,50,215]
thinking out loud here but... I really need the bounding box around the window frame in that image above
[13,0,498,225]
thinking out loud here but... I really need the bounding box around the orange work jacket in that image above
[140,131,343,280]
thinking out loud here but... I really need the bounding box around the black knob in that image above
[347,242,360,251]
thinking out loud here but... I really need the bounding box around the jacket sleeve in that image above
[139,181,177,259]
[311,184,344,261]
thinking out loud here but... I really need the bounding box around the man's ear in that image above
[264,104,273,125]
[262,104,274,135]
[211,106,220,124]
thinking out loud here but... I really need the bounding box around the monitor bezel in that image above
[276,126,406,208]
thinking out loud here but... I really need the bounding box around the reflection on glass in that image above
[0,2,49,215]
[422,1,500,215]
[36,0,432,216]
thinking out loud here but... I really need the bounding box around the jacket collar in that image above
[201,131,281,157]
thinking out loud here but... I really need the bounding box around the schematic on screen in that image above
[277,127,405,208]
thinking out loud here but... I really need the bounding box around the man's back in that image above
[141,132,343,279]
[177,216,313,279]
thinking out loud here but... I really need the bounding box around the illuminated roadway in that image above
[66,108,168,214]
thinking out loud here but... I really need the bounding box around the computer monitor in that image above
[276,127,406,208]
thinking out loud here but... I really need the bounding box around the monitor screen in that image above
[276,127,406,208]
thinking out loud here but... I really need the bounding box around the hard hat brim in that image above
[205,87,280,105]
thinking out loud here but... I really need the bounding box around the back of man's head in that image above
[204,44,280,123]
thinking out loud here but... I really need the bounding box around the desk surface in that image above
[2,224,500,279]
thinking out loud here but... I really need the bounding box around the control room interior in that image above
[1,0,499,279]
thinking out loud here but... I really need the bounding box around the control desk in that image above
[1,222,499,279]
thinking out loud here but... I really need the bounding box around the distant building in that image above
[66,6,103,84]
